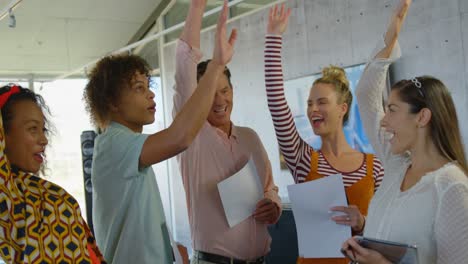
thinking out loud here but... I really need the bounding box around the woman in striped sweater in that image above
[264,5,384,264]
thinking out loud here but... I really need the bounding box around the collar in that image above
[108,121,140,134]
[214,122,239,141]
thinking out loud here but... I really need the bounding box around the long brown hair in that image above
[392,76,468,175]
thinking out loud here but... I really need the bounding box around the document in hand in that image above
[217,158,263,228]
[287,174,351,258]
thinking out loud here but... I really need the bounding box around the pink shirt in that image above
[172,40,281,260]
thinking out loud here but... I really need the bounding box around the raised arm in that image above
[173,0,206,113]
[180,0,205,50]
[376,0,411,60]
[265,4,310,183]
[355,0,410,163]
[140,0,237,167]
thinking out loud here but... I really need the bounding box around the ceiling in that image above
[0,0,165,80]
[0,0,272,81]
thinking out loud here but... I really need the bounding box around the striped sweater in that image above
[264,35,384,190]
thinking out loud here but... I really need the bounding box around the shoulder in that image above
[236,125,260,140]
[367,153,384,172]
[26,174,79,205]
[434,163,468,191]
[235,126,268,152]
[97,125,148,147]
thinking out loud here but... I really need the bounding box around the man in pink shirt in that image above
[173,1,281,263]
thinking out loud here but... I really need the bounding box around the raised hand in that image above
[376,0,411,59]
[267,3,292,35]
[212,0,238,66]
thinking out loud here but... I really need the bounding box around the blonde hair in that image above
[313,65,352,124]
[392,76,468,176]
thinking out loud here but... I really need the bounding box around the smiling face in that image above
[5,100,48,174]
[380,90,420,155]
[207,74,233,133]
[111,71,156,132]
[307,82,348,137]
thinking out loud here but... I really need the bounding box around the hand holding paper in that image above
[254,198,279,224]
[330,205,366,232]
[217,158,263,227]
[287,174,351,258]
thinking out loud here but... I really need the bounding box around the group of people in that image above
[1,0,467,263]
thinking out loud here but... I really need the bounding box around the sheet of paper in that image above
[217,158,263,228]
[287,174,351,258]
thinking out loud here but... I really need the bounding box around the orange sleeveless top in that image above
[297,151,374,264]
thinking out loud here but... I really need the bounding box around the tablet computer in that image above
[355,236,419,264]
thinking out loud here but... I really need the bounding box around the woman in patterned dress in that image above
[0,84,106,264]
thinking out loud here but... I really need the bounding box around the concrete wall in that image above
[148,0,468,248]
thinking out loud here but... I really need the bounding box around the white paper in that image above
[287,174,351,258]
[217,158,263,228]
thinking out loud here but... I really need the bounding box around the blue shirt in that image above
[92,122,172,264]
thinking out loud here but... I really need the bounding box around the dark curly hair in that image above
[1,84,53,175]
[84,54,151,129]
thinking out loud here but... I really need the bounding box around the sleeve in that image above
[0,111,20,263]
[355,37,401,165]
[372,157,385,192]
[0,110,12,183]
[264,34,312,183]
[172,39,204,117]
[250,129,282,222]
[105,129,149,179]
[84,223,107,264]
[434,182,468,264]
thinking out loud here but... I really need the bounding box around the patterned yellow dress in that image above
[0,110,106,264]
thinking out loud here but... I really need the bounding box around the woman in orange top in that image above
[264,4,385,264]
[0,84,105,264]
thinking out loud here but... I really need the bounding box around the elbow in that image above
[179,132,196,150]
[355,88,366,105]
[166,135,189,157]
[175,143,189,155]
[177,135,191,153]
[171,129,194,153]
[355,84,364,98]
[169,118,198,153]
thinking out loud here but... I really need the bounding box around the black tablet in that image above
[355,236,419,264]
